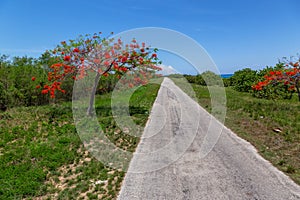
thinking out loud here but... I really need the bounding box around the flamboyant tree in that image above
[36,32,162,115]
[252,58,300,101]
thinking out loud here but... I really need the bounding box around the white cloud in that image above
[158,64,180,76]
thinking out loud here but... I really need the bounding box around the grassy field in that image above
[172,77,300,185]
[0,83,161,200]
[1,76,299,199]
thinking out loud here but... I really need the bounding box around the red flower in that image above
[275,71,282,75]
[104,61,110,66]
[64,55,71,61]
[36,85,41,89]
[31,77,36,81]
[152,53,157,58]
[253,85,262,90]
[121,57,127,63]
[288,85,295,91]
[50,90,55,98]
[94,59,100,64]
[113,63,119,70]
[41,89,48,94]
[120,67,128,72]
[104,52,111,59]
[73,48,80,53]
[139,57,144,63]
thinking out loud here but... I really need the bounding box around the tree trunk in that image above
[86,72,101,116]
[296,79,300,102]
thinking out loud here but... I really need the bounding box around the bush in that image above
[0,54,75,108]
[0,55,50,108]
[0,53,124,110]
[230,68,258,92]
[184,71,223,86]
[183,74,197,84]
[252,63,296,100]
[201,71,223,86]
[252,82,294,100]
[222,77,233,87]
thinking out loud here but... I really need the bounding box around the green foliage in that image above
[201,71,223,86]
[0,82,161,199]
[0,55,50,109]
[183,74,198,84]
[166,74,182,78]
[252,81,295,100]
[0,103,80,199]
[252,63,296,100]
[256,63,285,77]
[0,82,8,111]
[222,77,233,87]
[230,68,258,92]
[97,74,119,95]
[0,53,147,110]
[184,71,223,86]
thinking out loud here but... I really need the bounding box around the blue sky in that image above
[0,0,299,74]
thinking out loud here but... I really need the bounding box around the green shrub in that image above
[0,53,124,109]
[252,63,295,100]
[230,68,258,92]
[184,71,223,86]
[222,77,233,87]
[201,71,223,86]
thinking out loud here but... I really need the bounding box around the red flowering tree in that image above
[37,32,162,115]
[252,58,300,101]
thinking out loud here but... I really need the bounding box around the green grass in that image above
[171,77,300,185]
[0,82,161,199]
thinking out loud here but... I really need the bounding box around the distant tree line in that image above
[0,53,119,111]
[182,61,298,101]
